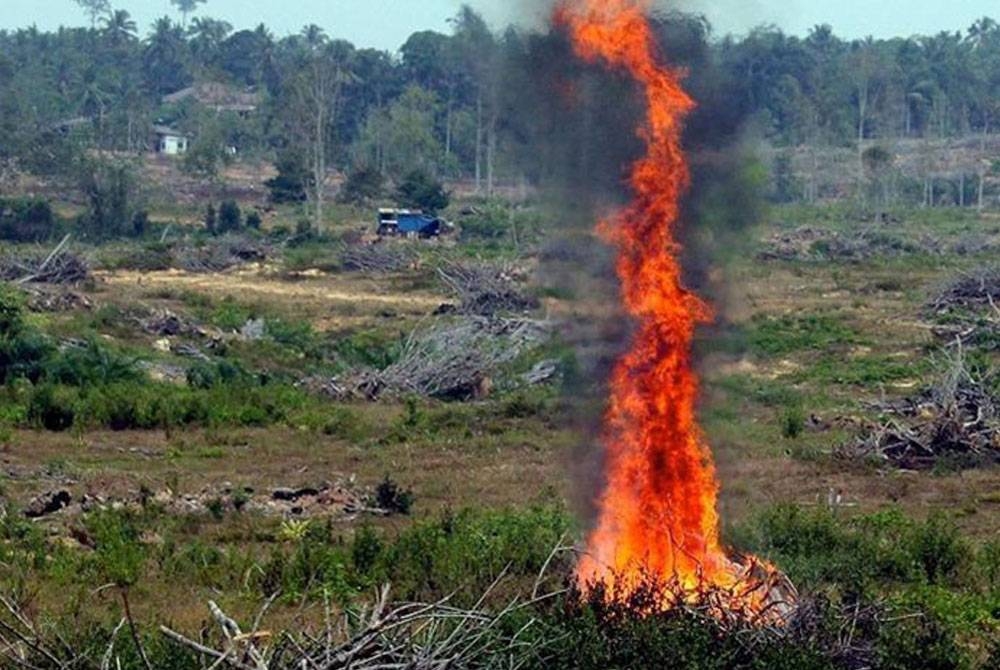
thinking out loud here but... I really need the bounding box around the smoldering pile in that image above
[838,351,1000,470]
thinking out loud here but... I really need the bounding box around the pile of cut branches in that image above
[757,227,941,262]
[307,316,549,401]
[0,236,90,285]
[173,235,273,273]
[925,267,1000,349]
[438,260,538,316]
[837,350,1000,469]
[341,243,416,274]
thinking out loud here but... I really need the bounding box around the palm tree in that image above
[170,0,207,29]
[967,17,999,50]
[301,24,328,51]
[101,10,137,47]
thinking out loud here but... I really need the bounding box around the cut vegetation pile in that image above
[173,235,274,273]
[309,316,550,401]
[341,243,417,274]
[757,227,938,262]
[926,267,1000,348]
[0,249,90,284]
[838,352,1000,469]
[438,260,539,316]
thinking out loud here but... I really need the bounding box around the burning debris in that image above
[839,349,1000,470]
[437,260,539,316]
[556,0,793,617]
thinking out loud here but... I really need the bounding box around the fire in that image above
[556,0,790,616]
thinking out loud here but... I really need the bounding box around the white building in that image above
[153,125,189,155]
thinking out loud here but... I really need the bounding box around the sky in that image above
[1,0,998,51]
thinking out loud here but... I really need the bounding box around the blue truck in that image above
[377,208,444,238]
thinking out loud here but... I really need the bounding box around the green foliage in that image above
[245,210,262,230]
[373,475,414,515]
[77,157,140,239]
[217,199,242,233]
[748,314,861,357]
[27,384,77,431]
[395,169,449,213]
[339,164,385,204]
[204,203,217,234]
[0,197,56,242]
[266,149,309,204]
[87,510,145,587]
[781,403,806,439]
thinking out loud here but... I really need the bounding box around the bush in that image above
[130,210,149,237]
[245,210,262,230]
[0,197,56,242]
[0,288,53,384]
[204,203,217,234]
[27,384,77,431]
[218,200,242,233]
[266,149,309,204]
[395,169,449,213]
[340,164,385,204]
[373,476,414,515]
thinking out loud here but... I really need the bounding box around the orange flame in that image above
[556,0,783,614]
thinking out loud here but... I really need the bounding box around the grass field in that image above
[0,198,998,668]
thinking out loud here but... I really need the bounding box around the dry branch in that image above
[341,244,416,274]
[838,347,1000,469]
[437,261,538,316]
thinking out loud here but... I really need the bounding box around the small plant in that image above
[781,404,806,439]
[245,210,262,230]
[279,519,312,543]
[374,475,414,515]
[204,203,217,234]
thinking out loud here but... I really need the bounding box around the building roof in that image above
[152,125,187,138]
[162,82,261,112]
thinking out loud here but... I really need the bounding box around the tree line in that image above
[4,4,1000,214]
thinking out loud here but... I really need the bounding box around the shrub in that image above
[27,384,77,431]
[218,200,242,233]
[266,149,309,204]
[395,169,449,213]
[340,164,384,204]
[373,476,414,515]
[130,210,149,237]
[204,203,217,234]
[245,210,262,230]
[781,403,806,439]
[0,197,56,242]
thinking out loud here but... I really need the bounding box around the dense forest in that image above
[4,2,1000,214]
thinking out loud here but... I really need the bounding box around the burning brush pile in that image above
[555,0,797,622]
[839,350,1000,470]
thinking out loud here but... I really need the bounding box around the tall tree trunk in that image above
[475,91,483,193]
[445,85,453,159]
[486,105,497,196]
[979,170,985,212]
[312,96,325,232]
